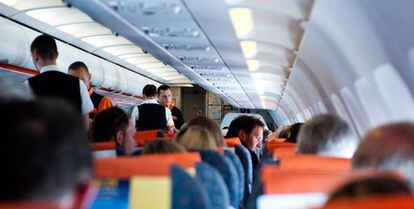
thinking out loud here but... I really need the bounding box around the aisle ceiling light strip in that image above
[0,0,191,84]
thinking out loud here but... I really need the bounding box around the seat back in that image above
[92,153,203,209]
[0,203,62,209]
[135,130,175,147]
[225,137,241,147]
[235,144,253,198]
[276,155,351,173]
[195,162,230,209]
[224,149,245,204]
[91,141,116,151]
[199,150,239,208]
[172,165,211,209]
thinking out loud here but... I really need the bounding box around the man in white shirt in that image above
[27,34,93,128]
[135,84,175,132]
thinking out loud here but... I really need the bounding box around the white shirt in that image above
[25,65,94,115]
[134,98,175,128]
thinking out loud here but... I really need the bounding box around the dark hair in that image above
[285,123,303,143]
[68,61,89,74]
[225,115,265,138]
[0,99,91,201]
[143,84,157,97]
[30,34,58,61]
[91,107,129,143]
[142,140,186,154]
[328,176,412,203]
[157,84,171,95]
[187,116,226,147]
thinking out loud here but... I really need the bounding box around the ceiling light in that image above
[82,35,132,48]
[123,57,159,65]
[229,8,254,39]
[0,0,18,6]
[247,60,260,71]
[26,7,92,26]
[1,0,64,10]
[240,41,257,58]
[57,22,112,38]
[136,63,167,69]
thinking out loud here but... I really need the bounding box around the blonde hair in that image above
[142,139,186,154]
[175,126,217,150]
[187,116,226,147]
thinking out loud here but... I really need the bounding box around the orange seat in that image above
[135,130,163,146]
[266,139,295,152]
[95,152,200,178]
[225,137,241,147]
[90,141,116,151]
[261,165,394,195]
[276,154,351,173]
[272,146,296,157]
[322,195,414,209]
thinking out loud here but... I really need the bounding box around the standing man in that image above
[136,84,175,132]
[68,61,113,118]
[157,84,185,129]
[27,34,93,128]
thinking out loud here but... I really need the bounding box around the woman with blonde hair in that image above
[175,126,217,150]
[187,116,226,147]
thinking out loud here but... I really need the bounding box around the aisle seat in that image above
[91,141,117,158]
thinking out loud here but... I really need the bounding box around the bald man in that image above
[352,122,414,187]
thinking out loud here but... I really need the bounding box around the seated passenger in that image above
[142,139,186,154]
[225,115,265,169]
[0,100,92,208]
[68,61,113,119]
[187,116,226,147]
[135,84,175,132]
[297,114,358,158]
[90,107,137,156]
[327,176,411,203]
[175,126,217,151]
[352,122,414,188]
[285,123,303,143]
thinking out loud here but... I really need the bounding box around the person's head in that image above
[352,122,414,188]
[142,140,186,155]
[327,176,411,203]
[297,114,358,158]
[175,126,217,151]
[30,34,58,71]
[285,123,303,143]
[68,61,91,90]
[91,107,136,155]
[0,99,92,207]
[157,84,173,107]
[187,116,226,147]
[225,115,265,152]
[142,84,157,99]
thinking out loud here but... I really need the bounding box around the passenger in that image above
[297,114,358,158]
[187,116,226,147]
[225,115,265,169]
[0,100,93,208]
[327,176,411,203]
[175,126,217,151]
[352,122,414,188]
[90,107,137,156]
[68,61,113,119]
[142,139,186,154]
[0,78,33,101]
[135,84,175,132]
[285,123,303,143]
[157,84,185,129]
[27,34,93,128]
[275,125,291,138]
